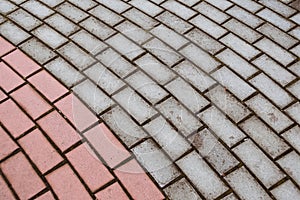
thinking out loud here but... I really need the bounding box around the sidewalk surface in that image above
[1,0,300,199]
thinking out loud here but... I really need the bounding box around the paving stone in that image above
[166,77,209,113]
[205,85,251,123]
[73,80,113,114]
[156,11,193,34]
[180,44,220,73]
[288,80,300,100]
[226,6,264,28]
[291,13,300,25]
[291,44,300,57]
[95,183,129,200]
[125,71,168,104]
[289,61,300,77]
[9,0,26,4]
[21,0,54,19]
[193,2,229,24]
[255,38,296,66]
[177,0,199,6]
[157,97,202,136]
[71,30,107,55]
[80,17,116,40]
[45,13,80,36]
[277,151,300,186]
[173,60,216,92]
[259,0,296,17]
[189,129,239,175]
[164,178,202,200]
[0,126,18,160]
[129,0,163,17]
[185,28,224,55]
[176,151,228,199]
[144,116,191,160]
[0,175,15,199]
[143,38,183,66]
[56,2,88,23]
[0,22,29,45]
[44,57,84,87]
[190,14,227,39]
[89,5,123,26]
[216,49,258,79]
[97,0,130,13]
[96,48,136,78]
[252,55,296,86]
[222,19,262,43]
[271,180,300,200]
[230,0,262,12]
[32,25,67,49]
[250,73,294,109]
[123,8,158,30]
[289,26,300,40]
[8,9,42,31]
[240,116,290,158]
[205,0,233,11]
[58,42,96,71]
[35,191,55,200]
[20,38,56,64]
[0,15,5,24]
[134,53,176,84]
[0,0,17,15]
[0,62,24,92]
[38,0,63,7]
[212,67,256,100]
[285,102,300,124]
[225,167,272,200]
[282,126,300,152]
[68,0,97,10]
[198,106,245,147]
[132,139,181,187]
[162,0,197,20]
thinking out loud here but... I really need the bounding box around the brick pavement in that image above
[1,0,300,199]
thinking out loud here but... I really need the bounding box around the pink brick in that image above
[0,37,14,56]
[95,183,129,200]
[0,173,15,200]
[19,129,63,174]
[0,99,35,138]
[37,111,81,152]
[0,89,7,101]
[29,71,68,102]
[0,126,18,160]
[66,143,114,192]
[46,164,92,200]
[55,94,98,131]
[35,191,55,200]
[0,62,24,92]
[1,153,46,199]
[114,160,164,200]
[11,84,51,119]
[2,49,40,77]
[84,123,130,168]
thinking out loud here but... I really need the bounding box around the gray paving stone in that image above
[176,151,228,199]
[97,0,130,13]
[68,0,97,10]
[123,8,158,30]
[0,0,17,15]
[230,0,262,12]
[56,2,89,23]
[259,0,296,17]
[157,97,202,137]
[189,128,239,175]
[20,38,56,64]
[58,42,96,71]
[291,44,300,57]
[222,193,238,200]
[96,48,136,78]
[282,126,300,153]
[225,167,272,200]
[162,0,197,20]
[205,85,251,123]
[89,5,123,26]
[32,25,68,49]
[72,80,113,114]
[8,9,42,31]
[144,116,191,160]
[21,0,54,19]
[246,94,293,133]
[164,178,202,200]
[45,13,80,36]
[129,0,163,17]
[166,77,209,113]
[134,53,176,85]
[80,17,116,40]
[0,21,30,45]
[288,80,300,100]
[289,61,300,77]
[38,0,63,7]
[44,57,84,87]
[173,60,216,92]
[277,151,300,186]
[0,15,5,24]
[205,0,232,11]
[177,0,199,6]
[125,71,168,105]
[84,63,125,95]
[101,106,148,147]
[271,180,300,200]
[212,67,256,100]
[289,27,300,40]
[240,116,290,158]
[198,106,245,147]
[226,6,263,28]
[113,87,157,124]
[9,0,26,4]
[285,102,300,124]
[193,2,229,24]
[132,139,181,187]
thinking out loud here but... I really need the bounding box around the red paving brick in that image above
[35,191,55,200]
[37,111,81,152]
[0,175,15,200]
[85,123,131,168]
[0,99,35,138]
[0,126,18,160]
[0,62,24,92]
[46,164,92,200]
[0,37,14,57]
[11,84,52,119]
[2,49,41,78]
[0,89,7,101]
[1,153,46,199]
[19,129,63,174]
[55,93,98,132]
[95,183,129,200]
[28,70,68,102]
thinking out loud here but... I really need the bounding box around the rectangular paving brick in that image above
[194,2,229,24]
[0,126,18,160]
[35,191,55,200]
[277,151,300,186]
[226,6,263,28]
[8,9,42,31]
[95,183,129,200]
[205,0,232,10]
[162,0,196,20]
[0,175,15,200]
[46,164,92,200]
[0,62,24,92]
[123,8,158,30]
[0,37,14,56]
[260,0,296,17]
[45,13,80,36]
[285,102,300,124]
[130,0,163,16]
[176,151,228,199]
[282,126,300,152]
[1,153,46,199]
[19,129,63,173]
[68,0,97,10]
[39,0,63,7]
[271,180,300,200]
[0,0,17,14]
[80,17,116,40]
[55,2,88,23]
[0,21,31,45]
[89,5,123,26]
[97,0,130,13]
[230,0,262,12]
[21,0,54,19]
